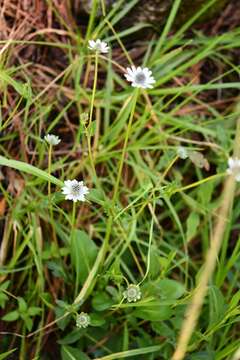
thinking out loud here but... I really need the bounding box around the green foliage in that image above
[0,0,240,359]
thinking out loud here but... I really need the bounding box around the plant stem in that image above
[48,145,57,244]
[172,116,240,360]
[87,52,99,187]
[112,89,139,204]
[73,89,139,306]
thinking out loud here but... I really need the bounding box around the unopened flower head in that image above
[76,312,90,328]
[62,180,89,202]
[88,39,109,53]
[123,284,141,303]
[177,146,188,159]
[124,66,155,89]
[227,157,240,182]
[44,134,61,146]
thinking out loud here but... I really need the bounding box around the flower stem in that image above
[73,89,139,307]
[112,89,139,204]
[87,52,99,187]
[48,144,57,244]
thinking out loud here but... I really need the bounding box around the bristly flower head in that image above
[177,146,188,160]
[62,180,89,202]
[88,39,109,53]
[44,134,61,146]
[124,66,155,89]
[123,284,141,303]
[227,157,240,182]
[76,312,90,329]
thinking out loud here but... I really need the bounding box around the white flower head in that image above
[177,146,188,159]
[123,284,141,303]
[124,66,155,89]
[76,312,90,328]
[227,157,240,182]
[44,134,61,146]
[88,39,109,54]
[62,180,89,202]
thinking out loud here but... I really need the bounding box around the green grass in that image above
[1,0,240,359]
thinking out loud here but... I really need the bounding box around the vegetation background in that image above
[0,0,240,359]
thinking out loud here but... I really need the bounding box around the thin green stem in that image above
[112,90,139,204]
[73,90,139,306]
[71,201,77,232]
[87,52,99,186]
[47,144,52,198]
[47,144,57,244]
[89,53,99,128]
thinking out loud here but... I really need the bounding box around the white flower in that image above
[76,312,90,328]
[88,39,109,53]
[62,180,89,202]
[227,157,240,181]
[177,146,188,159]
[123,284,141,303]
[44,134,61,146]
[124,66,155,89]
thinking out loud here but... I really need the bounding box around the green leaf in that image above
[0,293,8,309]
[88,120,97,136]
[0,349,17,360]
[2,310,19,321]
[0,70,29,98]
[186,212,200,242]
[133,303,173,321]
[208,286,226,326]
[17,297,27,313]
[92,292,114,311]
[71,230,98,285]
[145,279,185,300]
[0,156,63,187]
[61,345,90,360]
[55,306,71,330]
[28,306,42,316]
[90,313,106,326]
[58,329,83,345]
[0,280,10,291]
[22,314,33,331]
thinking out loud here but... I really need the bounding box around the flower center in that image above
[95,43,102,50]
[71,183,80,194]
[127,288,137,298]
[135,72,146,84]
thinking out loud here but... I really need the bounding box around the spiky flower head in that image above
[124,66,155,89]
[123,284,141,303]
[76,312,90,329]
[62,180,89,202]
[44,134,61,146]
[177,146,188,159]
[227,157,240,182]
[88,39,109,54]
